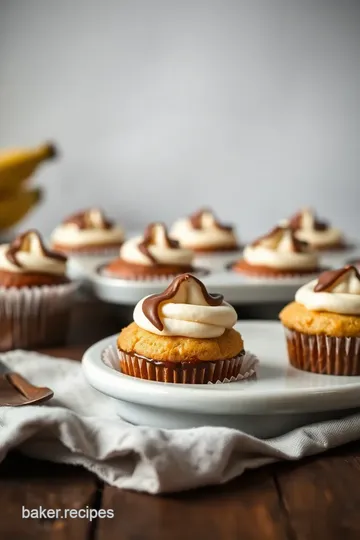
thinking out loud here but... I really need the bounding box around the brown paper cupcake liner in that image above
[228,261,322,280]
[102,346,258,384]
[284,327,360,375]
[0,282,78,351]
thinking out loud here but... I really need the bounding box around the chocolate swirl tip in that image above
[252,225,309,253]
[314,265,360,293]
[63,209,113,230]
[289,209,328,232]
[138,223,179,265]
[5,229,67,268]
[189,209,233,232]
[142,273,224,331]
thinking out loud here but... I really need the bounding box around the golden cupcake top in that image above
[0,230,67,276]
[133,273,238,338]
[51,208,124,247]
[120,223,193,267]
[170,208,238,250]
[295,265,360,314]
[243,225,319,270]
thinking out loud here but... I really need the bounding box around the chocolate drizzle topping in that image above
[138,223,179,265]
[289,210,328,232]
[142,273,224,331]
[189,209,233,232]
[252,226,309,253]
[314,265,360,292]
[5,230,67,268]
[64,209,113,230]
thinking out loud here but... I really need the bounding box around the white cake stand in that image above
[82,321,360,438]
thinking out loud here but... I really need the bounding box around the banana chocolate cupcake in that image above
[0,230,76,349]
[117,274,245,383]
[233,225,320,278]
[170,208,239,253]
[51,208,125,255]
[104,223,195,280]
[280,265,360,375]
[287,208,345,251]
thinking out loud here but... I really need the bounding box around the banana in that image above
[0,142,57,193]
[0,188,42,230]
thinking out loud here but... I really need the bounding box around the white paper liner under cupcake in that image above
[102,345,258,384]
[284,327,360,375]
[0,282,78,350]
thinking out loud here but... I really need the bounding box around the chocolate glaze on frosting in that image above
[138,223,180,264]
[142,273,223,331]
[314,265,360,293]
[64,209,113,230]
[252,226,308,253]
[289,210,328,232]
[189,209,233,232]
[6,230,67,268]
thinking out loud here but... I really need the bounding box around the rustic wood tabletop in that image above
[1,299,359,540]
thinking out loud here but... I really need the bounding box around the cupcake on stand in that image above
[280,265,360,375]
[116,273,254,383]
[287,208,346,251]
[104,223,196,281]
[232,225,320,278]
[51,208,125,256]
[170,208,240,269]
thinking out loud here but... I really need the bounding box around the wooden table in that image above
[1,299,360,540]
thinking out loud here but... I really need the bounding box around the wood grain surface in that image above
[0,298,359,539]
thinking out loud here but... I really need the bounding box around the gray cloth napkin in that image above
[1,350,360,494]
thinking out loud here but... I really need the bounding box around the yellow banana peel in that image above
[0,188,42,230]
[0,142,57,193]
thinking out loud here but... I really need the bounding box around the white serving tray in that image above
[69,256,322,306]
[82,321,360,438]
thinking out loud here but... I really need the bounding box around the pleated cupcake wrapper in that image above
[0,282,78,351]
[230,264,321,280]
[100,267,208,283]
[102,346,258,384]
[284,328,360,376]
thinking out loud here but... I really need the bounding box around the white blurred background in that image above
[0,0,359,241]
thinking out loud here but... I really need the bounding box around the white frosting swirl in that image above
[0,231,66,275]
[51,209,124,247]
[291,208,343,247]
[244,227,319,270]
[134,275,237,338]
[170,211,238,250]
[296,267,360,314]
[120,224,193,266]
[295,227,343,247]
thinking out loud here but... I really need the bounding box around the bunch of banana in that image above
[0,142,57,230]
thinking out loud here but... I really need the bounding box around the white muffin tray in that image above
[82,321,360,437]
[68,244,360,306]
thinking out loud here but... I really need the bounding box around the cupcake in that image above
[170,208,239,253]
[117,273,245,383]
[287,208,345,251]
[0,229,77,349]
[51,208,124,255]
[232,225,320,278]
[104,222,195,281]
[280,265,360,375]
